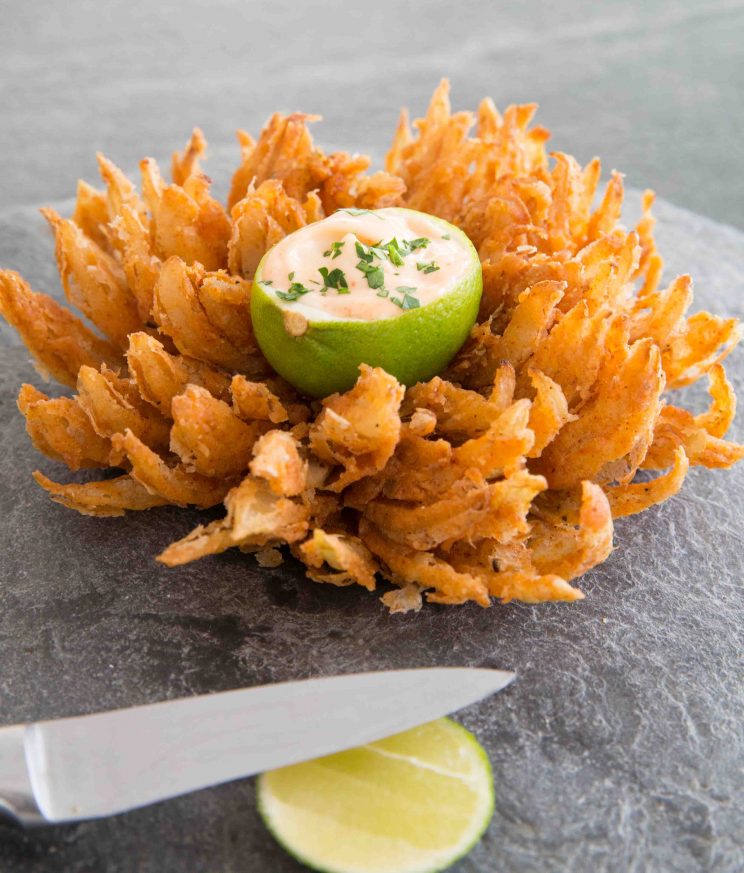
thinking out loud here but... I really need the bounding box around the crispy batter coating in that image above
[526,369,576,457]
[152,257,266,372]
[18,384,113,469]
[228,180,321,279]
[528,482,614,581]
[532,338,664,488]
[231,374,290,424]
[2,82,741,610]
[227,112,327,209]
[171,128,207,186]
[360,519,492,607]
[250,430,307,497]
[112,429,230,508]
[126,332,232,414]
[605,447,689,518]
[0,271,122,386]
[33,472,169,517]
[42,208,143,348]
[365,470,546,552]
[170,385,262,478]
[309,365,404,491]
[299,529,378,591]
[157,474,308,566]
[140,157,231,271]
[227,112,404,214]
[446,539,583,604]
[72,180,112,251]
[110,205,161,323]
[76,365,171,452]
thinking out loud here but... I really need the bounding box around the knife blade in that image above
[0,667,514,825]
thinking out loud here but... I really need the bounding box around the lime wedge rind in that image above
[251,209,483,398]
[256,718,494,873]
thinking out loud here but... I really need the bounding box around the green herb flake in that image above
[385,238,405,266]
[354,259,385,289]
[276,280,313,302]
[364,266,385,289]
[417,260,440,274]
[323,240,345,259]
[441,234,451,240]
[407,237,430,251]
[396,286,418,294]
[319,266,349,292]
[402,294,420,310]
[262,279,273,285]
[337,208,384,219]
[390,296,404,308]
[376,288,390,298]
[355,241,373,263]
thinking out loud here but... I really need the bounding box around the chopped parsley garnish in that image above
[276,281,313,302]
[356,236,431,267]
[323,241,345,259]
[376,288,389,298]
[356,260,385,289]
[391,294,420,309]
[390,286,421,309]
[441,233,451,240]
[319,266,349,293]
[262,279,273,285]
[417,260,440,274]
[288,271,295,281]
[384,238,406,267]
[383,237,430,260]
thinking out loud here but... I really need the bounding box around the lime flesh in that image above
[256,718,494,873]
[250,209,482,398]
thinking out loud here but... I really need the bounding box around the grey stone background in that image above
[0,1,743,872]
[2,0,744,229]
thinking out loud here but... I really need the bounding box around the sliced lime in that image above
[250,208,482,397]
[257,718,494,873]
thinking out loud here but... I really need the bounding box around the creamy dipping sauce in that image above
[259,208,472,322]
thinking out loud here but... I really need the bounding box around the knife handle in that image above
[0,725,45,825]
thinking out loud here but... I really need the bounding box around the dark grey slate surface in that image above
[1,2,743,871]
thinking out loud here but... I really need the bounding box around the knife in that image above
[0,667,514,825]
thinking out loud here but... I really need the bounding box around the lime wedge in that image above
[256,718,494,873]
[250,208,482,397]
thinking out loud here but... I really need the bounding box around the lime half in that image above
[250,208,482,398]
[256,718,494,873]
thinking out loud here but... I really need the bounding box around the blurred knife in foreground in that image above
[0,667,514,825]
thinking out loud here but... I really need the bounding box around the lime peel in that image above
[250,208,482,398]
[256,718,494,873]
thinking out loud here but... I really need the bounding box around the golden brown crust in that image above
[0,82,740,610]
[0,271,122,387]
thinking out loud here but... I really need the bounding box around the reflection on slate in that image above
[0,184,742,873]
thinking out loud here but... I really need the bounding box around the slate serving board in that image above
[0,184,742,873]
